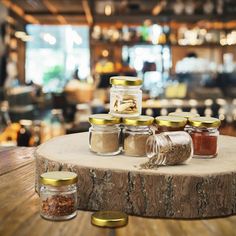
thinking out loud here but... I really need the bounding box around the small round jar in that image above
[89,114,121,155]
[40,171,78,221]
[109,76,142,117]
[188,117,221,158]
[145,131,193,166]
[155,116,187,133]
[123,115,154,157]
[168,111,200,131]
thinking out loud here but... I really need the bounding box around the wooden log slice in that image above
[35,132,236,219]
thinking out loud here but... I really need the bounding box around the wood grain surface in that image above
[0,147,236,236]
[35,133,236,218]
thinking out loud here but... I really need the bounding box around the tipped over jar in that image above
[109,76,142,117]
[143,131,193,167]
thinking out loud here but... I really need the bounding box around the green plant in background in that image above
[42,65,64,92]
[43,65,63,85]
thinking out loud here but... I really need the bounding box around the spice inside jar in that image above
[154,116,187,133]
[188,117,221,158]
[141,131,193,168]
[109,76,142,117]
[89,114,121,155]
[123,115,154,157]
[40,171,78,221]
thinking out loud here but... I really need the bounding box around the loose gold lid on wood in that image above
[155,115,187,127]
[89,114,121,125]
[123,115,154,126]
[40,171,78,187]
[189,116,221,128]
[110,76,142,86]
[168,112,200,120]
[91,211,128,228]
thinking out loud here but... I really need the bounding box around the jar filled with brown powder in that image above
[123,115,154,157]
[89,114,121,155]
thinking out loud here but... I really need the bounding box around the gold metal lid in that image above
[110,76,142,86]
[40,171,78,187]
[155,115,187,127]
[168,112,200,120]
[123,115,154,126]
[91,211,128,228]
[89,114,121,125]
[189,116,221,128]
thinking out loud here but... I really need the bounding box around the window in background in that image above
[122,45,171,96]
[26,25,90,92]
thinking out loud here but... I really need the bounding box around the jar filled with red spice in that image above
[154,116,187,133]
[188,117,221,158]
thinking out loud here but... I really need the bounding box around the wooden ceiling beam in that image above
[25,11,85,16]
[82,0,93,25]
[1,0,40,24]
[42,0,68,24]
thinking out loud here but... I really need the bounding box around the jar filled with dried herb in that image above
[154,116,187,133]
[123,115,154,157]
[109,76,142,117]
[40,171,78,221]
[89,114,121,155]
[142,131,193,168]
[188,117,221,158]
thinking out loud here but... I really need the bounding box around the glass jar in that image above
[145,131,193,166]
[40,171,78,221]
[0,101,11,133]
[50,109,66,138]
[154,116,187,133]
[17,120,33,147]
[89,114,121,155]
[188,117,221,158]
[109,76,142,117]
[168,111,199,131]
[123,116,154,157]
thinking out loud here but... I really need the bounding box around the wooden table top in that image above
[0,147,236,236]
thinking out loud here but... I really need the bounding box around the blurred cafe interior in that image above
[1,0,236,147]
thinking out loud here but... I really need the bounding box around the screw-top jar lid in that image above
[40,171,78,187]
[155,116,187,127]
[91,211,128,228]
[89,114,121,125]
[168,112,199,120]
[123,115,154,126]
[189,116,221,128]
[110,76,142,86]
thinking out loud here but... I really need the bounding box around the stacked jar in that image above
[89,76,151,157]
